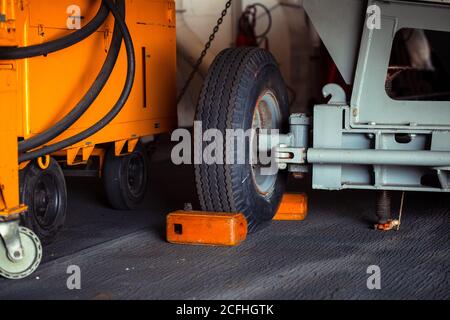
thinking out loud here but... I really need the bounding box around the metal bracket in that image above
[276,147,307,170]
[0,182,28,220]
[0,220,24,262]
[66,145,95,166]
[323,83,347,105]
[435,168,449,190]
[258,113,311,171]
[115,138,139,157]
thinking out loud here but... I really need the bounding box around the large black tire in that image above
[103,142,149,210]
[20,158,67,246]
[195,47,289,232]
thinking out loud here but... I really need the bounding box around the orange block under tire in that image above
[273,193,308,221]
[167,211,248,247]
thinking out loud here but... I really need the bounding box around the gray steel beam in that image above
[307,149,450,167]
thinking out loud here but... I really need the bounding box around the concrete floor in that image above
[1,142,449,300]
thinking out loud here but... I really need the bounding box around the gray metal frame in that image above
[351,0,450,129]
[277,0,450,192]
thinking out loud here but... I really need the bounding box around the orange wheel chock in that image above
[273,193,308,221]
[167,211,248,246]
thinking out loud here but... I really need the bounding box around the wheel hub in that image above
[251,90,282,196]
[0,226,42,280]
[127,154,145,197]
[32,174,59,229]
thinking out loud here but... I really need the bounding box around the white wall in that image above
[177,0,236,127]
[176,0,321,127]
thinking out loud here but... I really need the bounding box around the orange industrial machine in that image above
[0,0,176,279]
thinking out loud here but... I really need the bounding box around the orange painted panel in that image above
[0,61,20,213]
[0,0,176,215]
[10,0,177,142]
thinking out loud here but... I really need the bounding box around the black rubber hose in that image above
[0,2,109,60]
[19,0,135,163]
[18,0,125,153]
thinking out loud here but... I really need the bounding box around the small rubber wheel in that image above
[103,143,149,210]
[0,227,43,280]
[20,158,67,246]
[195,48,289,232]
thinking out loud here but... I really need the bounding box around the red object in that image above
[236,32,257,47]
[235,5,260,48]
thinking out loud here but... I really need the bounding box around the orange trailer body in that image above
[0,0,177,218]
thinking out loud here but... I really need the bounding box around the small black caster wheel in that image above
[103,142,149,210]
[20,158,67,246]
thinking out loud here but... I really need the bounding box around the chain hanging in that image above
[177,0,233,104]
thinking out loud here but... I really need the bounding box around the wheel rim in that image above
[0,227,42,280]
[33,173,60,230]
[126,153,146,198]
[251,90,282,196]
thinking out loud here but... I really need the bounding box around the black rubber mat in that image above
[0,142,448,300]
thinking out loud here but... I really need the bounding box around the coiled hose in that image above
[19,0,125,153]
[19,0,136,163]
